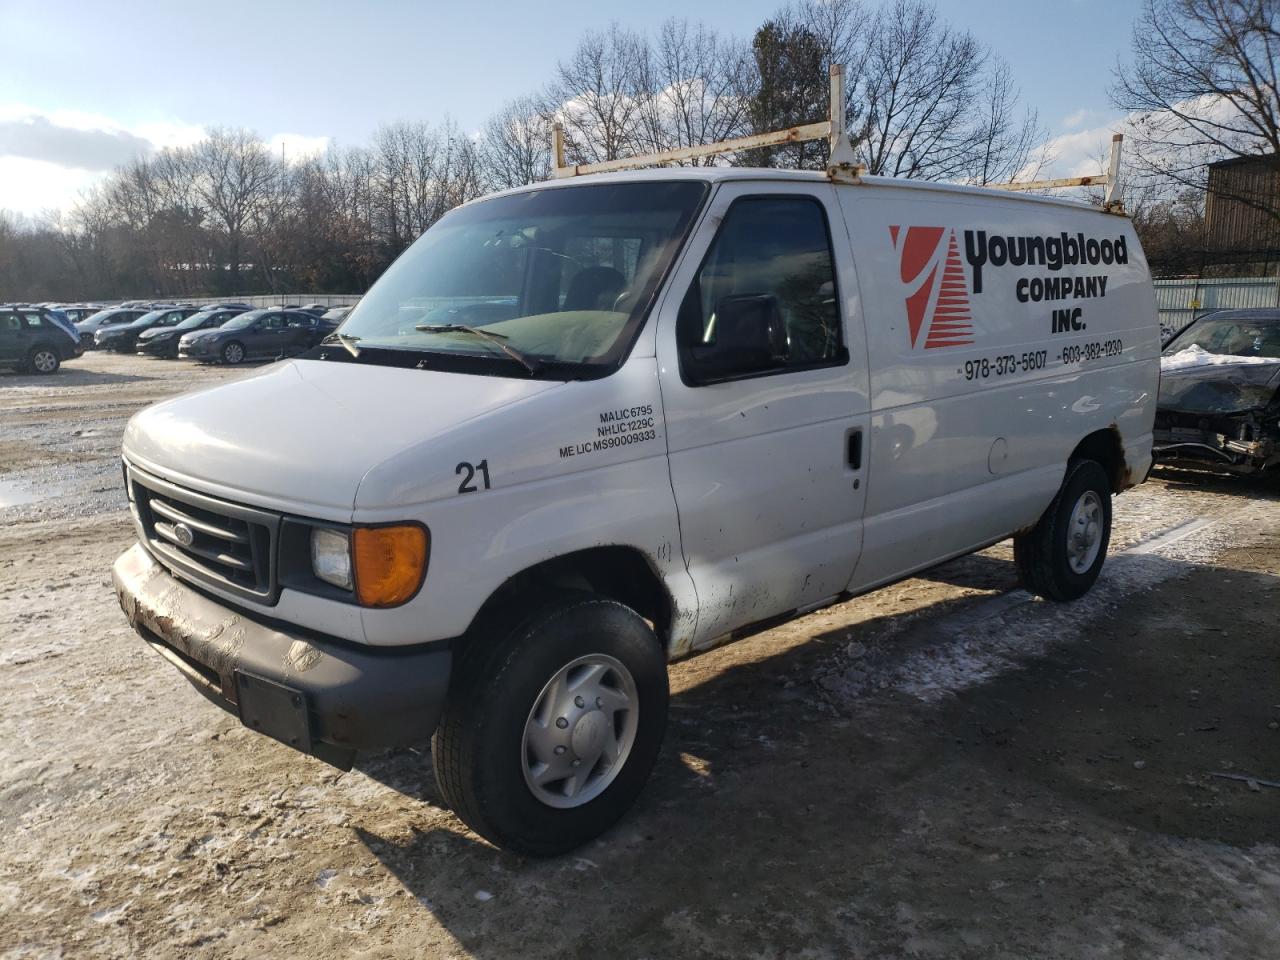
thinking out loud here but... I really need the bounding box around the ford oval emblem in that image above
[173,523,195,547]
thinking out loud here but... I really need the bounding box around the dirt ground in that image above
[1,351,1278,960]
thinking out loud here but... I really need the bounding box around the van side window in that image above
[678,196,843,384]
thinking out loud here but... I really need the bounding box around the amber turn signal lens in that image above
[352,525,428,607]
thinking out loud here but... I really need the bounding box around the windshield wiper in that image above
[323,331,362,358]
[415,323,541,375]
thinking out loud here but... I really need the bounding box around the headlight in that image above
[309,524,428,606]
[311,528,353,590]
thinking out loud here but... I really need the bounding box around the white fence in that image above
[1155,277,1280,337]
[183,294,360,309]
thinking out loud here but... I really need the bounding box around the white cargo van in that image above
[113,165,1159,855]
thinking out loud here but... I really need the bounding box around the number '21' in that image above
[456,459,491,494]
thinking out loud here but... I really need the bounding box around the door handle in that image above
[846,429,862,470]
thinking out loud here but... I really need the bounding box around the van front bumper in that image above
[112,542,451,769]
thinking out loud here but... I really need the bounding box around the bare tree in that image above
[634,20,754,161]
[852,1,1040,181]
[742,0,1039,182]
[191,128,275,293]
[1112,0,1280,211]
[547,25,649,165]
[481,96,555,189]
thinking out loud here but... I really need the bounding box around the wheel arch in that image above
[462,545,674,655]
[1070,425,1128,493]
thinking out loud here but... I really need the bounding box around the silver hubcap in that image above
[521,654,639,809]
[33,351,56,372]
[225,344,243,363]
[1066,489,1104,574]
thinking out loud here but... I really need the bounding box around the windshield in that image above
[1164,316,1280,359]
[223,310,266,330]
[334,181,707,377]
[177,310,220,330]
[133,309,167,327]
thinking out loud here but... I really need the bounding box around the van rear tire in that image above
[1014,459,1112,602]
[432,595,668,857]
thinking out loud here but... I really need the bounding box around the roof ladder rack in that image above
[552,65,866,183]
[991,133,1126,214]
[551,69,1126,214]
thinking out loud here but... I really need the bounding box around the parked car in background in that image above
[41,307,83,349]
[178,308,330,364]
[95,306,198,353]
[1154,309,1280,476]
[58,305,105,324]
[0,305,81,374]
[319,305,353,325]
[76,307,149,349]
[137,305,250,358]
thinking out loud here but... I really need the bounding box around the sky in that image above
[0,0,1143,217]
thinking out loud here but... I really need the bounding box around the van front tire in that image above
[1014,459,1112,601]
[432,595,668,857]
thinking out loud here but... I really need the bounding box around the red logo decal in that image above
[889,226,974,349]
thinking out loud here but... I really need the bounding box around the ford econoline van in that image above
[113,167,1159,855]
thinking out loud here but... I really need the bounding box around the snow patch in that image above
[1161,344,1280,372]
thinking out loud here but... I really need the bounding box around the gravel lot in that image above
[2,351,1278,959]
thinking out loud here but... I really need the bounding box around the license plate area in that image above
[234,671,313,754]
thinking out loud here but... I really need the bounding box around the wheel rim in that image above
[33,350,57,372]
[1066,489,1104,574]
[521,653,639,809]
[225,343,243,363]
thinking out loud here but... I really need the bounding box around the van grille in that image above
[127,465,279,604]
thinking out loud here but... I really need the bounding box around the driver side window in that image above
[677,196,844,384]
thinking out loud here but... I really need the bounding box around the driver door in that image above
[253,313,287,357]
[0,310,23,365]
[656,182,871,648]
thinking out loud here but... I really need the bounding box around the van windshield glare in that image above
[334,181,708,377]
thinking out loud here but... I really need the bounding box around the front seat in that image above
[563,266,625,311]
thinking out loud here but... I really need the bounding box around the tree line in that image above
[6,0,1275,300]
[0,0,1044,302]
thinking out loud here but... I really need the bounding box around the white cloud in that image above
[266,132,331,162]
[0,156,102,218]
[0,105,330,214]
[1060,108,1094,130]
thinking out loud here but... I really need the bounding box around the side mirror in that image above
[684,294,788,383]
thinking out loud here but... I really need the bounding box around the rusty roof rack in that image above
[553,65,865,184]
[991,133,1126,214]
[552,65,1125,213]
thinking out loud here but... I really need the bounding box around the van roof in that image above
[476,166,1113,214]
